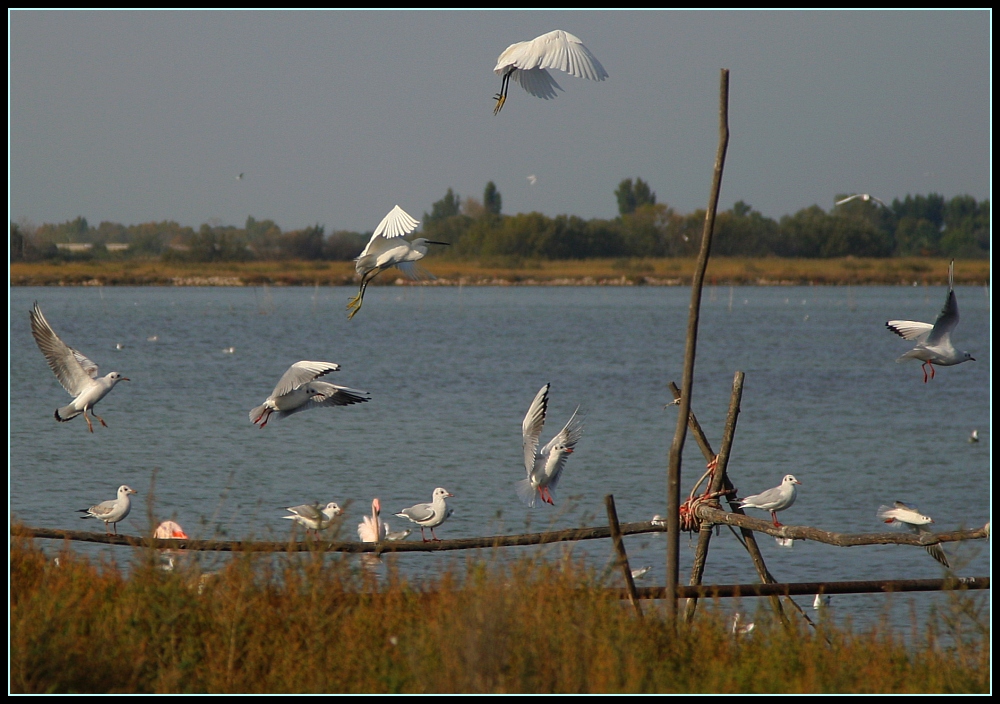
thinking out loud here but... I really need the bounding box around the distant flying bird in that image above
[250,361,369,428]
[737,475,801,527]
[886,260,975,382]
[236,173,244,181]
[527,174,538,186]
[492,29,608,114]
[358,498,387,543]
[877,501,951,568]
[285,502,343,537]
[835,193,886,207]
[346,205,450,320]
[395,488,454,542]
[517,383,584,508]
[30,302,130,433]
[78,485,137,535]
[154,520,189,540]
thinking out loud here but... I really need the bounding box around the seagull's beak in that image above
[447,492,455,497]
[426,241,450,246]
[121,377,131,382]
[129,489,138,495]
[794,480,802,485]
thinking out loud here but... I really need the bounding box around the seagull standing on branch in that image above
[78,485,137,535]
[492,29,608,115]
[250,361,369,428]
[736,475,801,527]
[395,488,454,542]
[346,205,449,320]
[886,260,975,382]
[30,302,130,432]
[285,502,343,538]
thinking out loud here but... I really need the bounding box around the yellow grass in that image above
[9,257,990,287]
[10,537,989,693]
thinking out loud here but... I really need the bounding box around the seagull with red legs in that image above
[737,475,801,527]
[395,488,454,542]
[516,383,583,508]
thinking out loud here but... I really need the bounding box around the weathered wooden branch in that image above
[632,576,988,600]
[605,495,643,619]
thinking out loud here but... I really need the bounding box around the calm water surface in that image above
[9,283,991,631]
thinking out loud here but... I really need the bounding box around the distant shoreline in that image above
[10,257,990,287]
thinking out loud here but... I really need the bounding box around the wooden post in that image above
[666,68,730,624]
[605,495,643,619]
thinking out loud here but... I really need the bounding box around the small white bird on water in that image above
[492,29,608,115]
[395,488,454,542]
[877,501,951,568]
[835,193,886,207]
[886,260,974,382]
[813,593,832,610]
[517,383,584,508]
[346,205,450,320]
[969,429,979,443]
[737,475,801,527]
[358,498,388,543]
[30,302,130,433]
[285,502,343,537]
[250,361,369,428]
[78,485,137,535]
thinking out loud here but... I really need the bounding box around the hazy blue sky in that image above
[9,10,990,234]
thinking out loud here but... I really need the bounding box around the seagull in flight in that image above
[877,501,951,568]
[886,260,975,382]
[835,193,886,207]
[517,383,584,507]
[250,361,369,428]
[30,302,130,432]
[493,29,608,114]
[346,205,449,320]
[527,174,538,186]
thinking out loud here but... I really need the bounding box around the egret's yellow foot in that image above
[493,94,506,115]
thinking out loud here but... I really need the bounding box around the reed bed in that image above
[10,537,989,694]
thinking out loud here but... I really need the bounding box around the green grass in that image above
[9,537,989,693]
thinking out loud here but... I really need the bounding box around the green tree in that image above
[484,181,502,216]
[615,178,656,215]
[425,188,461,222]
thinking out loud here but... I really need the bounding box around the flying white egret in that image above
[346,205,449,320]
[877,501,951,568]
[30,302,130,432]
[250,361,369,428]
[886,260,974,382]
[517,383,584,508]
[395,488,454,542]
[78,485,137,535]
[736,475,801,527]
[835,193,886,207]
[492,29,608,115]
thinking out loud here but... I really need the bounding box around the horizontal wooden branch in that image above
[636,576,989,600]
[693,505,989,548]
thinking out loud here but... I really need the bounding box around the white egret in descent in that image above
[493,29,608,115]
[346,205,449,320]
[886,260,974,382]
[835,193,886,207]
[736,475,801,527]
[250,361,369,428]
[517,383,584,507]
[30,302,130,433]
[78,485,137,535]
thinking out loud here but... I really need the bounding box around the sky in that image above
[9,10,991,235]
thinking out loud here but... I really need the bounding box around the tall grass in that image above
[10,537,989,693]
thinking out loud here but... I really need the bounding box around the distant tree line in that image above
[11,180,988,263]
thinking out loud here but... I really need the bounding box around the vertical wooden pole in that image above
[666,68,730,623]
[605,495,643,619]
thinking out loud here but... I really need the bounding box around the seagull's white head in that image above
[782,475,801,486]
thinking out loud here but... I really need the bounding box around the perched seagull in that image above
[737,475,801,527]
[285,502,343,537]
[492,29,608,114]
[969,429,979,443]
[631,565,652,580]
[886,260,975,382]
[78,485,137,535]
[395,488,454,542]
[835,193,886,207]
[358,498,387,543]
[385,526,412,542]
[877,501,951,568]
[346,205,449,320]
[250,361,369,428]
[30,302,130,433]
[527,174,538,186]
[517,383,584,508]
[650,514,667,528]
[154,520,189,540]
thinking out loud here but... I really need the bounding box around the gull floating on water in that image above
[358,498,387,543]
[395,488,454,542]
[877,501,951,568]
[835,193,886,207]
[385,526,412,542]
[492,29,608,114]
[737,475,801,527]
[731,612,755,637]
[250,361,369,428]
[886,260,974,383]
[775,537,795,547]
[346,205,449,320]
[285,502,343,537]
[631,565,652,580]
[78,485,137,535]
[969,429,979,443]
[30,302,130,433]
[813,593,832,610]
[517,383,584,507]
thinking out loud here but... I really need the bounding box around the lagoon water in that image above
[10,283,990,631]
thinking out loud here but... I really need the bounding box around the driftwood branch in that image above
[633,576,988,600]
[605,495,643,618]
